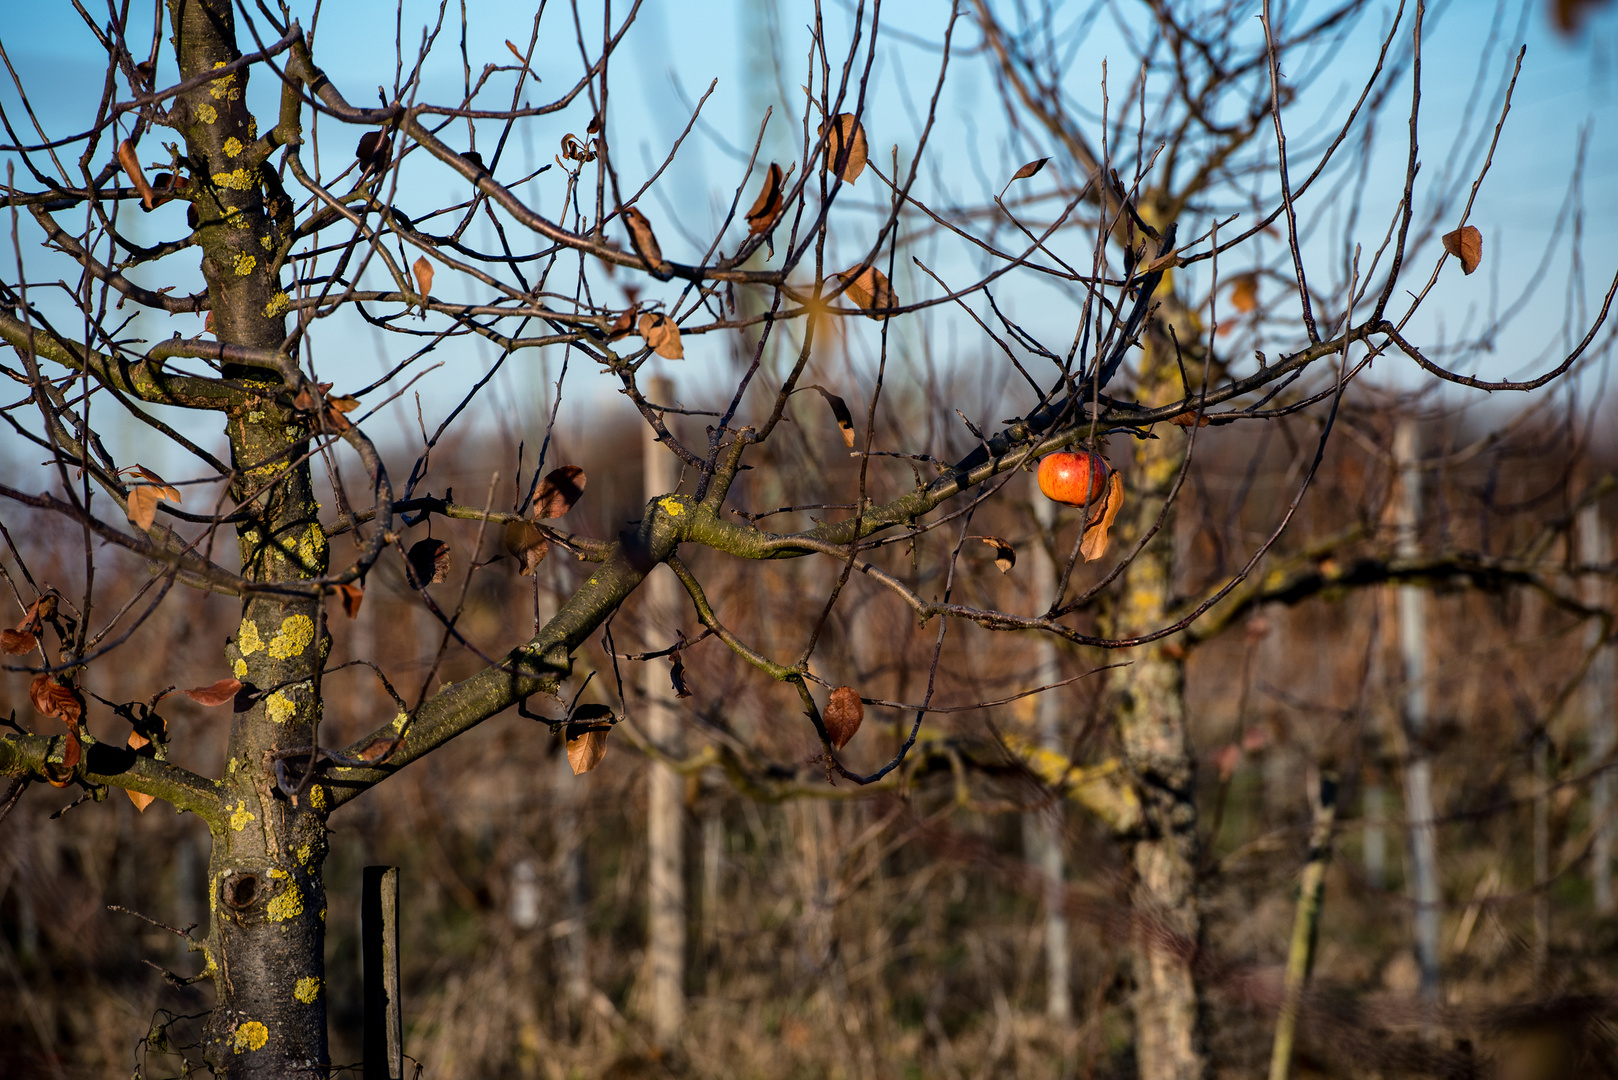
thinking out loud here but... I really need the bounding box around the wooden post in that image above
[1267,771,1339,1080]
[1027,474,1072,1022]
[362,866,402,1080]
[643,375,686,1045]
[1394,419,1441,1002]
[1580,502,1615,913]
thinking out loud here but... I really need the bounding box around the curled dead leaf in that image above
[407,538,451,587]
[335,583,364,619]
[820,114,868,183]
[117,139,156,210]
[622,207,669,279]
[1170,411,1211,428]
[127,466,182,531]
[533,465,587,518]
[836,265,895,319]
[503,520,550,576]
[638,312,684,359]
[0,628,36,654]
[823,686,864,749]
[805,385,856,447]
[608,305,637,340]
[746,162,786,236]
[1010,157,1049,182]
[412,255,435,300]
[356,130,391,174]
[184,678,243,707]
[976,536,1016,574]
[566,723,610,775]
[1079,471,1125,562]
[1442,225,1483,275]
[669,650,692,698]
[30,674,84,727]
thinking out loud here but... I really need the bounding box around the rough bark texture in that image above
[1106,285,1208,1080]
[166,2,331,1074]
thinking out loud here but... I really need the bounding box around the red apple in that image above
[1038,451,1110,508]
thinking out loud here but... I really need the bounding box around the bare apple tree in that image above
[0,1,1612,1078]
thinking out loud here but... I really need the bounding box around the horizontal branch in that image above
[0,731,221,820]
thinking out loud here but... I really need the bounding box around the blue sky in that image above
[3,1,1617,481]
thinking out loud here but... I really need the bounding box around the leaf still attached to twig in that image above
[638,312,684,359]
[335,583,364,619]
[746,162,786,236]
[407,538,451,587]
[504,521,550,577]
[117,140,157,210]
[1442,225,1483,275]
[976,536,1017,574]
[836,265,895,320]
[622,207,669,278]
[823,686,864,749]
[564,705,615,776]
[184,678,243,706]
[805,385,856,447]
[533,465,587,519]
[821,114,868,183]
[412,255,435,299]
[1078,472,1125,562]
[1010,157,1049,182]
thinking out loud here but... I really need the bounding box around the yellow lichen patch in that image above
[266,869,304,922]
[294,976,322,1004]
[223,137,244,157]
[196,102,218,124]
[269,614,314,659]
[248,117,259,141]
[209,62,238,100]
[229,800,255,832]
[308,784,327,811]
[659,497,685,517]
[295,841,313,866]
[318,907,327,922]
[238,620,263,656]
[233,657,248,678]
[233,1020,268,1054]
[265,690,296,725]
[212,167,254,191]
[297,524,328,569]
[391,711,409,732]
[260,234,273,251]
[233,252,257,277]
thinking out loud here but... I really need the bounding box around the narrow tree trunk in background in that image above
[643,377,685,1045]
[1267,772,1339,1080]
[1395,419,1441,1003]
[1106,309,1207,1080]
[1579,503,1615,914]
[165,4,333,1076]
[1026,476,1072,1022]
[1363,595,1388,891]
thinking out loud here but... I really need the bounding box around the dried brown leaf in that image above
[44,730,80,787]
[824,686,865,749]
[622,207,666,276]
[30,674,84,726]
[412,255,435,298]
[836,265,895,320]
[335,583,364,619]
[126,789,157,812]
[1079,472,1125,562]
[326,394,361,414]
[117,139,156,210]
[533,465,587,518]
[637,312,684,359]
[407,538,451,587]
[0,628,36,654]
[821,114,868,183]
[1170,412,1210,428]
[1010,157,1050,182]
[1442,225,1483,275]
[356,130,391,172]
[805,385,856,447]
[184,678,243,707]
[566,724,609,775]
[133,466,182,503]
[608,305,637,340]
[124,731,156,810]
[746,162,785,236]
[669,651,692,698]
[503,520,550,576]
[976,536,1016,574]
[1229,274,1258,313]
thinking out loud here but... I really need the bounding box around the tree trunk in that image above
[1106,297,1207,1080]
[167,3,332,1074]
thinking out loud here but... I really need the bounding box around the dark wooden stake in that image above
[363,865,402,1080]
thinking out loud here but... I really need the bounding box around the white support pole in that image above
[643,376,686,1045]
[1026,474,1072,1022]
[1580,502,1615,914]
[1395,419,1441,1002]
